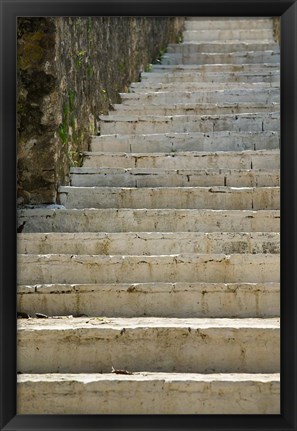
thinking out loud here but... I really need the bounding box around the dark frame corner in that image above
[1,1,296,430]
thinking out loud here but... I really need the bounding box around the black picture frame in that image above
[1,0,296,430]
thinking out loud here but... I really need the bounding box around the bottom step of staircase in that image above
[17,373,280,414]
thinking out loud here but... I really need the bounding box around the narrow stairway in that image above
[17,17,280,414]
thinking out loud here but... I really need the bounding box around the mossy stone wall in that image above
[17,17,184,205]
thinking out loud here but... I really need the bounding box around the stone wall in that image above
[17,17,185,205]
[273,17,280,43]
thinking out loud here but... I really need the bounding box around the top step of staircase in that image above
[184,17,273,30]
[183,29,274,42]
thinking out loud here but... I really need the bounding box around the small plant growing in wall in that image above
[144,63,153,72]
[58,89,84,169]
[75,50,87,69]
[155,47,166,64]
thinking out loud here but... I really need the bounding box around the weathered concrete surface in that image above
[17,373,280,414]
[17,317,280,373]
[120,88,279,104]
[58,186,280,210]
[18,232,280,255]
[17,17,184,204]
[17,208,280,233]
[161,51,280,66]
[166,42,278,54]
[140,70,280,83]
[69,168,280,188]
[83,150,280,170]
[131,81,279,92]
[183,29,274,42]
[184,18,273,31]
[98,112,280,135]
[113,102,280,116]
[17,282,280,318]
[151,63,279,72]
[91,131,280,152]
[17,253,280,285]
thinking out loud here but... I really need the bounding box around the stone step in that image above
[17,208,280,233]
[140,70,280,84]
[161,51,280,65]
[69,168,280,188]
[83,150,280,170]
[17,317,280,373]
[18,232,280,255]
[184,18,273,31]
[99,112,279,135]
[58,186,280,211]
[183,29,274,42]
[18,253,279,285]
[17,281,280,318]
[114,102,280,116]
[167,42,278,54]
[151,63,279,73]
[130,82,279,93]
[17,372,280,414]
[91,131,279,152]
[120,88,279,105]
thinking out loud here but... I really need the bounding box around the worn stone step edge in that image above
[151,63,280,71]
[120,88,279,98]
[99,113,279,135]
[17,372,280,414]
[130,82,280,91]
[166,42,278,54]
[140,71,280,82]
[83,150,280,170]
[182,29,274,40]
[18,253,280,284]
[17,232,280,255]
[58,186,280,211]
[69,168,280,188]
[17,281,280,318]
[161,50,280,59]
[184,18,273,29]
[99,112,280,122]
[18,316,280,329]
[17,317,280,373]
[91,131,280,152]
[113,103,280,115]
[91,131,280,151]
[17,208,280,233]
[119,89,279,104]
[161,52,280,65]
[162,49,280,56]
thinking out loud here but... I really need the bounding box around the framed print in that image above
[1,0,296,430]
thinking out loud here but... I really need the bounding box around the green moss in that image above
[87,65,93,77]
[63,102,70,118]
[144,63,153,72]
[58,122,68,145]
[175,34,183,44]
[68,90,75,111]
[58,89,84,168]
[70,113,75,129]
[100,88,108,103]
[18,42,45,70]
[74,50,87,68]
[155,47,166,64]
[18,31,48,70]
[118,62,126,73]
[87,17,93,32]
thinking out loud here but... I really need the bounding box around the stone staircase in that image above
[17,17,280,414]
